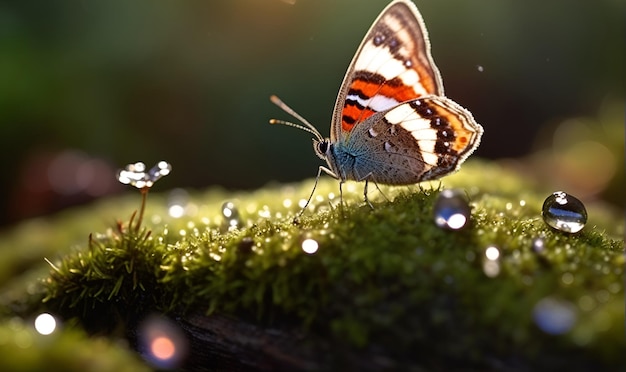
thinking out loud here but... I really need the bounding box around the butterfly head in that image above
[313,138,332,161]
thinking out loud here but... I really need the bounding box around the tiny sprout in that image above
[117,161,172,232]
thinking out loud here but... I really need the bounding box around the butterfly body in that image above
[271,0,483,214]
[318,109,424,185]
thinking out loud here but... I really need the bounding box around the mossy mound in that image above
[0,160,623,370]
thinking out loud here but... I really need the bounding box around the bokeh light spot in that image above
[301,238,319,254]
[485,246,500,261]
[34,313,57,335]
[151,336,176,361]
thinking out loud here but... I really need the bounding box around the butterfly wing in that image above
[351,95,482,184]
[331,0,443,143]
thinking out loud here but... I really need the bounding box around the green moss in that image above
[0,160,623,369]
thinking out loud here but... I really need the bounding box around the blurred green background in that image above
[0,0,623,226]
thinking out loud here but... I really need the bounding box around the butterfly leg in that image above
[356,172,375,209]
[296,166,338,220]
[363,180,374,209]
[337,180,346,216]
[358,173,388,209]
[371,180,390,203]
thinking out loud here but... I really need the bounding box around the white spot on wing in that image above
[346,94,399,112]
[368,95,400,112]
[398,69,421,90]
[419,146,439,166]
[384,104,416,124]
[399,116,432,133]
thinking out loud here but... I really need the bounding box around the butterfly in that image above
[270,0,483,216]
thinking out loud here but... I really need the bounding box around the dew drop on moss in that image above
[168,189,190,218]
[533,297,577,335]
[301,238,319,254]
[485,246,500,261]
[34,313,57,335]
[541,191,587,233]
[221,201,241,230]
[433,189,471,230]
[148,161,172,182]
[531,237,545,253]
[117,161,172,189]
[482,245,501,277]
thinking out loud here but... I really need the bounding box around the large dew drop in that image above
[541,191,587,233]
[433,189,471,230]
[221,201,241,230]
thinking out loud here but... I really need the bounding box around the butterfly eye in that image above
[317,140,329,155]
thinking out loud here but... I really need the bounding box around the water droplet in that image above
[541,191,587,233]
[148,161,172,182]
[433,189,471,230]
[301,238,319,254]
[117,162,147,187]
[531,237,545,253]
[34,313,57,335]
[168,189,189,218]
[221,201,241,230]
[485,246,500,260]
[117,161,172,189]
[533,297,577,334]
[258,206,272,218]
[482,245,501,277]
[209,252,222,261]
[482,260,500,277]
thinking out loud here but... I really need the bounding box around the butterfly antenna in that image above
[269,95,324,140]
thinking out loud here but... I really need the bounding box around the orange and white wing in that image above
[331,0,444,142]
